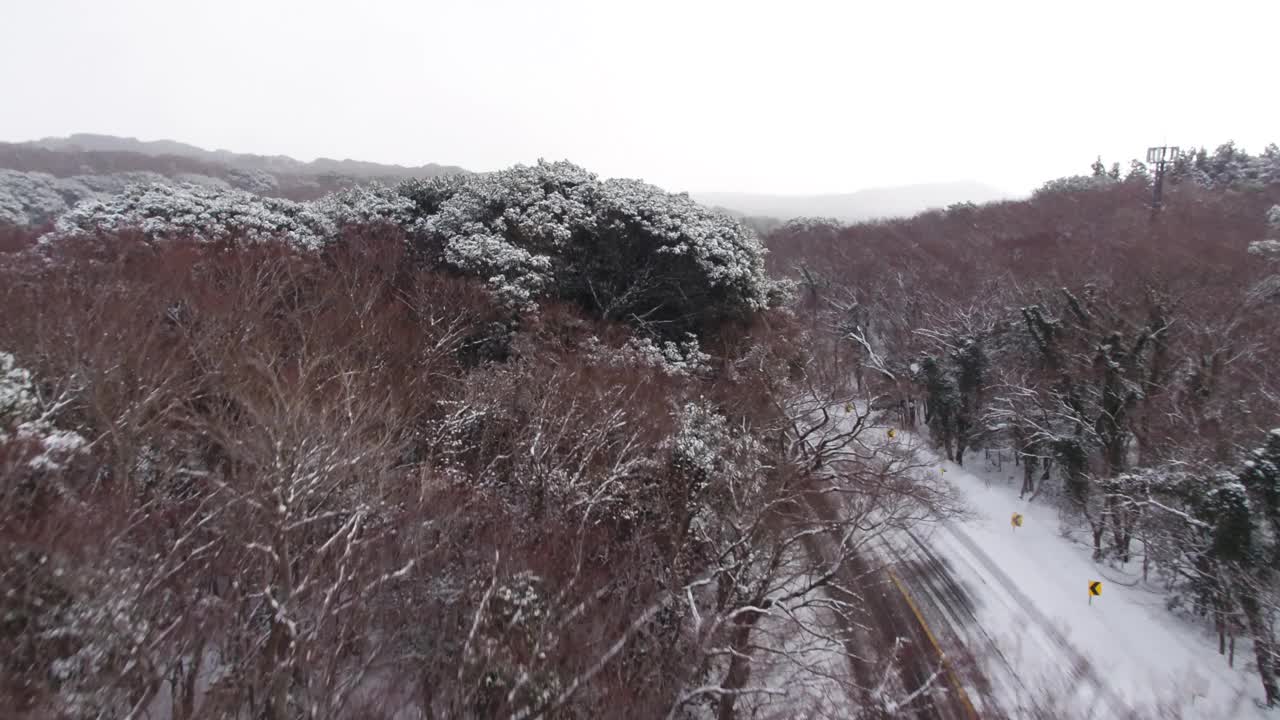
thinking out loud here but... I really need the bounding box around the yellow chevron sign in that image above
[1089,581,1102,597]
[887,428,897,439]
[1011,512,1023,528]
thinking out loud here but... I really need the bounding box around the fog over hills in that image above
[23,133,468,179]
[692,182,1014,222]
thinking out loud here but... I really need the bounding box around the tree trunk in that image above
[1090,519,1105,561]
[265,519,296,720]
[173,637,205,720]
[1242,592,1279,707]
[717,607,765,720]
[1107,496,1133,563]
[1020,450,1037,498]
[1218,611,1226,656]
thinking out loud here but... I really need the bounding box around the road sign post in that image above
[1089,580,1102,605]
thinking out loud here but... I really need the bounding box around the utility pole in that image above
[1146,145,1180,211]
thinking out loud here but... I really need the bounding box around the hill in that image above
[693,181,1012,222]
[22,133,468,179]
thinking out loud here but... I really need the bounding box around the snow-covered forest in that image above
[2,140,1279,719]
[769,141,1280,713]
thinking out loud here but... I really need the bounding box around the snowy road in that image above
[883,448,1268,719]
[805,487,979,719]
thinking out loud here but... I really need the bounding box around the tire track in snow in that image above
[937,520,1135,717]
[898,528,1037,717]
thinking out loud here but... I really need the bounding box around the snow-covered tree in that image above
[226,167,280,194]
[426,160,777,335]
[1125,160,1151,183]
[1220,430,1280,706]
[913,305,998,466]
[1031,173,1116,198]
[37,162,777,339]
[1251,205,1280,261]
[779,216,844,236]
[1168,141,1280,189]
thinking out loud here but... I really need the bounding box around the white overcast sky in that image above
[2,0,1277,195]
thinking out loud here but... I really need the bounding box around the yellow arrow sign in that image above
[887,428,897,439]
[1011,512,1023,528]
[1089,581,1102,597]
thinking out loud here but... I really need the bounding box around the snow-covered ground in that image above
[904,441,1268,719]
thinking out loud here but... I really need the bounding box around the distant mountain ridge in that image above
[23,133,469,179]
[6,134,1010,222]
[692,182,1013,222]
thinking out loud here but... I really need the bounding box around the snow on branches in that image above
[0,351,86,471]
[0,351,38,424]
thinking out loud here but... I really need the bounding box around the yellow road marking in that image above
[887,567,980,719]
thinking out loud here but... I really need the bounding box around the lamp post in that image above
[1146,145,1180,211]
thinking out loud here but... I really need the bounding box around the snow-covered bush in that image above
[0,351,87,470]
[49,182,335,249]
[0,170,70,225]
[397,173,470,223]
[0,170,228,227]
[53,172,173,211]
[586,333,710,377]
[670,401,733,491]
[1252,239,1280,260]
[427,161,592,307]
[172,172,230,189]
[0,549,152,719]
[312,183,418,241]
